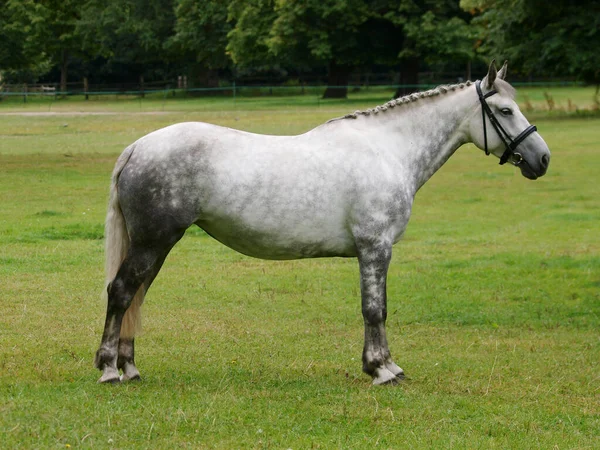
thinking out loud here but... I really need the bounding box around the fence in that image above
[0,82,584,105]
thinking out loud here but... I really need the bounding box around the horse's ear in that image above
[497,61,508,80]
[483,60,497,89]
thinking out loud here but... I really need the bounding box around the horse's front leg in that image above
[357,240,404,385]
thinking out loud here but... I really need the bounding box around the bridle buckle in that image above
[510,152,523,166]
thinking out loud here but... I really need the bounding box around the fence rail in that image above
[0,81,585,102]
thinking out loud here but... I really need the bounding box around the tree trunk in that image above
[394,57,419,98]
[189,66,220,96]
[322,61,350,99]
[60,49,68,97]
[198,68,219,88]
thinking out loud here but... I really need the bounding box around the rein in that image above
[475,80,537,165]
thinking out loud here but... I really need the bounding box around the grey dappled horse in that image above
[95,61,550,385]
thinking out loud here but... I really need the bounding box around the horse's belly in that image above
[197,216,357,260]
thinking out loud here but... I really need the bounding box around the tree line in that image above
[1,0,598,98]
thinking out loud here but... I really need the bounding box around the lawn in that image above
[0,83,598,115]
[0,89,599,448]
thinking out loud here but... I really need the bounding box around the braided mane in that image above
[328,80,474,123]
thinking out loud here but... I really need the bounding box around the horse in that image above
[95,61,550,385]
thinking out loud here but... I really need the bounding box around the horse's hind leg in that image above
[95,246,158,383]
[95,236,181,383]
[117,338,139,381]
[115,245,176,382]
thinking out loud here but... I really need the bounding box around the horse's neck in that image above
[376,88,475,192]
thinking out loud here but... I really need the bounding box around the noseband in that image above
[476,80,537,165]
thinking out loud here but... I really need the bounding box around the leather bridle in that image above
[475,80,538,165]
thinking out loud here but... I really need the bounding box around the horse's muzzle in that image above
[519,152,550,180]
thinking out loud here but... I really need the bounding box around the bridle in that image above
[475,80,537,166]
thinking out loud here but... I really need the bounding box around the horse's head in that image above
[468,61,550,180]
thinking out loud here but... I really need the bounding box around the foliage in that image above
[227,0,279,70]
[76,0,176,81]
[0,1,30,73]
[170,0,231,70]
[1,0,81,85]
[402,10,475,65]
[462,0,600,89]
[226,0,473,97]
[0,0,596,102]
[379,0,472,63]
[266,0,372,66]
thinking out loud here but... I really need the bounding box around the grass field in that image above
[1,88,599,448]
[1,83,598,115]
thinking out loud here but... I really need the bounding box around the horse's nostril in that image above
[541,154,550,168]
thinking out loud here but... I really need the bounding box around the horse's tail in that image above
[104,144,142,338]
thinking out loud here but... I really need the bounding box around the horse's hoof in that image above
[98,367,120,384]
[372,368,404,386]
[119,362,141,382]
[385,361,404,378]
[98,375,121,384]
[120,373,141,382]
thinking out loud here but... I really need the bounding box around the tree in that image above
[228,0,401,98]
[77,0,176,85]
[267,0,375,98]
[227,0,289,75]
[385,0,475,97]
[228,0,475,99]
[462,0,600,96]
[0,1,29,75]
[3,0,83,90]
[169,0,232,88]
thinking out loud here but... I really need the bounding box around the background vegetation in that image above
[1,0,598,99]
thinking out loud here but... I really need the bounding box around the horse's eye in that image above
[501,108,513,116]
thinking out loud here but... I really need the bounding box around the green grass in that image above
[0,92,598,448]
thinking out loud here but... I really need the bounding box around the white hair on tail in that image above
[103,144,144,338]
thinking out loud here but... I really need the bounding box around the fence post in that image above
[84,77,89,100]
[23,83,27,103]
[233,80,236,106]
